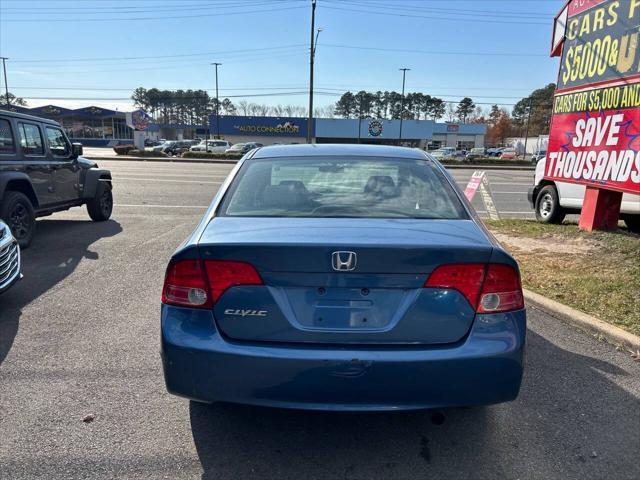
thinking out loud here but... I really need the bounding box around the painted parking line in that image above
[111,172,230,178]
[115,177,223,184]
[115,204,209,208]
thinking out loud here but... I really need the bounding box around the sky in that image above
[0,0,564,115]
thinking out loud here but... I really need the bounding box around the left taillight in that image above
[162,259,212,308]
[162,259,263,309]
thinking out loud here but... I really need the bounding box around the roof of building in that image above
[251,143,429,159]
[0,108,62,126]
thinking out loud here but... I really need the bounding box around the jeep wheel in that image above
[0,191,36,248]
[87,182,113,221]
[535,185,566,224]
[622,214,640,233]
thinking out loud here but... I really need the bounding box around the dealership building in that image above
[6,105,485,149]
[209,116,486,150]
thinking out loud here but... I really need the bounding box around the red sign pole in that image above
[579,187,623,231]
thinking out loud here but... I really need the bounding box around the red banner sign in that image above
[567,0,607,17]
[546,106,640,194]
[546,0,640,196]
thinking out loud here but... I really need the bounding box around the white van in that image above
[528,157,640,232]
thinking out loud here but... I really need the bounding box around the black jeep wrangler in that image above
[0,110,113,248]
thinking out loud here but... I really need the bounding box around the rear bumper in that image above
[161,305,526,411]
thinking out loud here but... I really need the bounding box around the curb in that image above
[524,289,640,351]
[87,156,535,170]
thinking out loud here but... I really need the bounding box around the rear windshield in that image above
[220,157,468,219]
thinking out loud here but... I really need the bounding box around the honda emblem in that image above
[332,251,357,271]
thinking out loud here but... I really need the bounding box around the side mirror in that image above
[71,142,83,159]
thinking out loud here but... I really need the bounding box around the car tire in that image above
[622,214,640,233]
[0,191,36,248]
[535,185,566,224]
[87,181,113,222]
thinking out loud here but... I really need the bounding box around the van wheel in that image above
[87,182,113,221]
[535,185,566,224]
[0,191,36,248]
[622,215,640,233]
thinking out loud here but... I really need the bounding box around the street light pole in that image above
[522,97,533,160]
[212,62,222,139]
[358,91,363,144]
[0,57,10,107]
[398,68,410,144]
[307,0,317,144]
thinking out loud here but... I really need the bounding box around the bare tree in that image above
[272,104,285,116]
[315,105,335,118]
[248,103,261,116]
[446,102,457,122]
[256,104,271,116]
[237,100,250,116]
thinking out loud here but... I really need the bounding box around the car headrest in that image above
[261,184,308,209]
[364,175,396,194]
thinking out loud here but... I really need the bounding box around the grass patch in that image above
[125,149,168,158]
[485,219,640,335]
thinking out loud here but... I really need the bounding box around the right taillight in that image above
[162,258,263,309]
[425,263,524,313]
[476,263,524,313]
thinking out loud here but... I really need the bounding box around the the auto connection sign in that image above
[546,0,640,195]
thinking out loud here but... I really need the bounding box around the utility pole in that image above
[212,62,222,139]
[307,0,317,144]
[398,68,410,144]
[0,57,9,107]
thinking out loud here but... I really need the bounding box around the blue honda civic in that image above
[161,144,526,411]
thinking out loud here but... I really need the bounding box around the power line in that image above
[8,41,544,65]
[321,5,548,25]
[0,4,306,22]
[12,43,306,65]
[9,52,309,75]
[1,0,295,15]
[327,0,554,20]
[323,43,546,58]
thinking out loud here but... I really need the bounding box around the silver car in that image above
[0,220,21,294]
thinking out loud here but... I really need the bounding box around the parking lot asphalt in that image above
[1,160,638,479]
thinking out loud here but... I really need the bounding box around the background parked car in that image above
[0,219,21,294]
[148,141,177,155]
[429,147,457,160]
[190,140,231,153]
[499,147,517,159]
[225,142,263,155]
[465,147,486,160]
[486,147,504,157]
[166,141,193,156]
[530,149,547,164]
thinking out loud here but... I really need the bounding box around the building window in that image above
[457,140,475,151]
